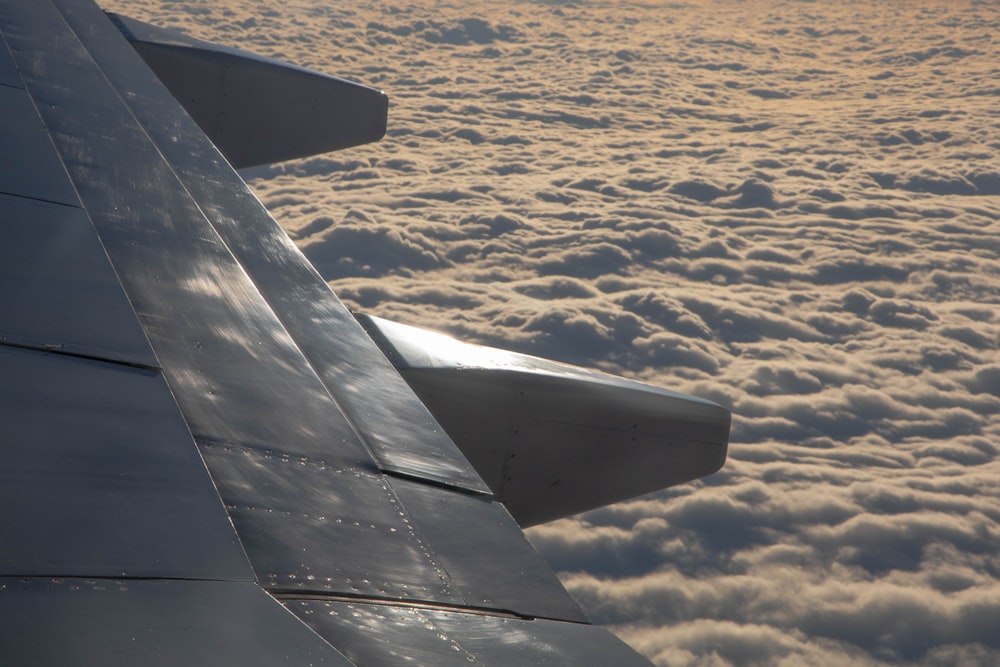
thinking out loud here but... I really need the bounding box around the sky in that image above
[105,1,1000,665]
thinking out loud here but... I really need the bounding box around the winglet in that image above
[108,13,388,168]
[357,314,730,527]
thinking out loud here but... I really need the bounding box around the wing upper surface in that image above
[0,0,657,663]
[0,27,18,85]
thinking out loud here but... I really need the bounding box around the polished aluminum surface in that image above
[0,346,251,579]
[288,599,655,667]
[0,578,352,666]
[0,195,158,367]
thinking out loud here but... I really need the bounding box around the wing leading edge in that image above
[0,1,694,664]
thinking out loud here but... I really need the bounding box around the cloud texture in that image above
[106,0,1000,664]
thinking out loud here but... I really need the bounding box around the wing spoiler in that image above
[109,13,388,168]
[357,314,730,527]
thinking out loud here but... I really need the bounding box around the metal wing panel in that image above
[289,601,485,667]
[0,3,250,583]
[0,346,251,580]
[3,0,377,471]
[0,578,354,666]
[200,443,465,605]
[0,29,18,86]
[388,477,588,622]
[0,194,158,367]
[0,84,79,206]
[58,0,489,496]
[288,600,656,667]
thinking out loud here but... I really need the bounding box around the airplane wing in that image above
[0,1,727,664]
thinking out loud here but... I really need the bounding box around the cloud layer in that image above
[107,1,1000,664]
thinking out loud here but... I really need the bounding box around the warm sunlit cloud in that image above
[103,0,1000,664]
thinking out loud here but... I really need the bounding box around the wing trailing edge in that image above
[108,12,388,168]
[358,314,731,527]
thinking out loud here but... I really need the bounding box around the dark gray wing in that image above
[0,1,656,663]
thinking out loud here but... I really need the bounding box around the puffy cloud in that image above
[103,0,1000,664]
